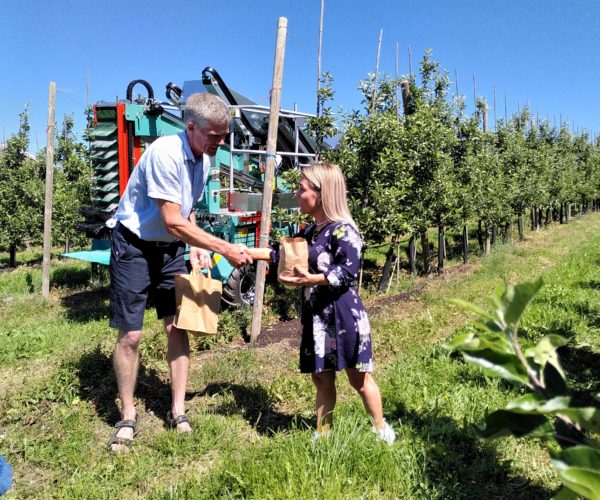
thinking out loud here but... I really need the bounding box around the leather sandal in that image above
[107,418,139,453]
[167,411,192,431]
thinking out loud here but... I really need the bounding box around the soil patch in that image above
[250,283,426,350]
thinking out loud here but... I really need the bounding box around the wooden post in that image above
[462,224,468,264]
[408,235,417,275]
[395,42,399,119]
[370,29,383,113]
[316,0,324,116]
[42,82,56,298]
[437,225,444,273]
[249,17,287,345]
[483,105,488,132]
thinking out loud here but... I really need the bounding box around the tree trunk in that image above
[518,214,524,240]
[491,225,497,245]
[560,204,564,224]
[566,203,571,224]
[462,224,468,264]
[437,225,444,274]
[504,222,511,244]
[484,225,491,256]
[378,236,397,292]
[545,208,551,226]
[530,207,535,231]
[477,220,484,252]
[421,230,431,275]
[9,244,17,268]
[408,235,417,275]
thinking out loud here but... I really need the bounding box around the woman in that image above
[252,162,395,444]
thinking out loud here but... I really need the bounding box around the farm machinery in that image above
[65,67,317,306]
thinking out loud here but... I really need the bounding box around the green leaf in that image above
[525,334,568,380]
[559,407,600,435]
[505,394,571,413]
[446,330,513,354]
[543,362,570,397]
[462,350,529,385]
[449,298,496,323]
[503,278,544,328]
[551,485,578,500]
[551,446,600,500]
[480,409,553,439]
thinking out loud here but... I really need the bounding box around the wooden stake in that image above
[370,28,383,113]
[250,17,287,345]
[455,69,459,97]
[493,84,497,130]
[316,0,324,116]
[395,42,399,118]
[42,82,56,298]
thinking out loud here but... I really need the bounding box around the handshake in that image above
[189,243,254,270]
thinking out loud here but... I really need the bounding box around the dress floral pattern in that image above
[297,222,374,373]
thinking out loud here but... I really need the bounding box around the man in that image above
[107,93,253,452]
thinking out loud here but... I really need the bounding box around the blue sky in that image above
[2,0,599,151]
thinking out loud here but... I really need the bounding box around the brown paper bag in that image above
[277,237,309,287]
[173,268,222,335]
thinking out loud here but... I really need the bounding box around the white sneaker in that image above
[311,430,331,442]
[373,420,396,445]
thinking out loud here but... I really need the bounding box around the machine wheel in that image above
[222,265,256,307]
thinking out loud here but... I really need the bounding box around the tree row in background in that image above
[309,51,600,290]
[0,108,92,267]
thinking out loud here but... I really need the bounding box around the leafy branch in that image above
[447,278,600,499]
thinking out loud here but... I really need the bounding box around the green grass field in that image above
[1,214,599,498]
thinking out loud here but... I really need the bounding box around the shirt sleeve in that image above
[319,224,362,288]
[145,147,183,205]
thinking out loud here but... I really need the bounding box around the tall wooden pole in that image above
[493,84,497,130]
[316,0,324,116]
[250,17,287,345]
[42,82,56,298]
[395,42,399,118]
[454,69,459,97]
[370,29,383,113]
[408,45,413,76]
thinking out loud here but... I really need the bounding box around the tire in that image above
[222,265,256,307]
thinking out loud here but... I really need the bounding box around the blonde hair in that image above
[301,162,358,231]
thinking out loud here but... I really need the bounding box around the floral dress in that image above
[297,222,373,374]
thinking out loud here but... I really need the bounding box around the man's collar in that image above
[180,130,199,162]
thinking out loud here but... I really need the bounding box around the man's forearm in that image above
[165,217,233,256]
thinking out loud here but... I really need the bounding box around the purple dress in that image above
[297,222,374,374]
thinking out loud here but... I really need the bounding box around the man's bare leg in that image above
[111,329,142,452]
[165,319,192,432]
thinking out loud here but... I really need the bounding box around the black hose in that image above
[126,79,154,101]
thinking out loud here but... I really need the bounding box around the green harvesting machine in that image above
[66,67,317,306]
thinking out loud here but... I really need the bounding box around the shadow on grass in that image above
[200,382,310,436]
[559,344,600,407]
[61,288,110,322]
[75,346,201,427]
[578,279,600,291]
[51,265,91,288]
[388,403,555,499]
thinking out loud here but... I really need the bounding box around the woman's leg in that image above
[345,369,385,429]
[311,370,336,434]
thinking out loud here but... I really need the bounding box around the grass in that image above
[1,214,600,497]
